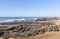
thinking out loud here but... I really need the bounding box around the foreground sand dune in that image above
[0,31,60,39]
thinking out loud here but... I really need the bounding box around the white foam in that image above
[0,18,26,23]
[0,18,37,23]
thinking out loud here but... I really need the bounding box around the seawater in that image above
[0,17,41,23]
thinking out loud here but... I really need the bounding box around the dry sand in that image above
[0,31,60,39]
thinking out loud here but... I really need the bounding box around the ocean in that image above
[0,17,40,26]
[0,17,55,26]
[0,17,53,22]
[0,17,42,23]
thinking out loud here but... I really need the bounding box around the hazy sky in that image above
[0,0,60,17]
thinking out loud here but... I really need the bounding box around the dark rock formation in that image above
[0,25,45,38]
[0,22,59,38]
[0,31,4,36]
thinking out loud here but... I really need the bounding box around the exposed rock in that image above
[0,31,4,36]
[0,23,59,38]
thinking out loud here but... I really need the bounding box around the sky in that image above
[0,0,60,17]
